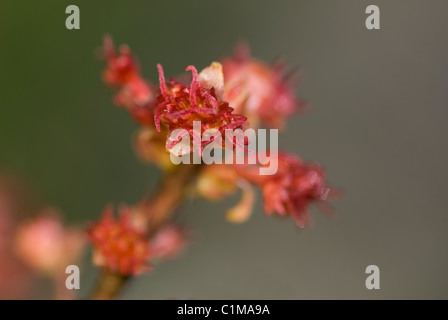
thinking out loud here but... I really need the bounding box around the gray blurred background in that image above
[0,0,447,299]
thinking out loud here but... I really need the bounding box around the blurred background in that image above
[1,0,447,299]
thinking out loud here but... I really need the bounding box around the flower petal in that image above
[199,62,225,101]
[225,181,255,224]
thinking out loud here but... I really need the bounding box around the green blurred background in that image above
[1,0,447,299]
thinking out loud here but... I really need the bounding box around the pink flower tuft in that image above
[222,43,304,128]
[236,152,334,227]
[15,209,84,274]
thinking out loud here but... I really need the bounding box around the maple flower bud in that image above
[102,35,155,125]
[237,152,334,228]
[221,43,304,128]
[15,209,84,274]
[150,225,188,261]
[87,205,151,275]
[154,63,248,155]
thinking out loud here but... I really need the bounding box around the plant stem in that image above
[89,163,201,300]
[89,270,130,300]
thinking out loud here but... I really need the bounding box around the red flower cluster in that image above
[154,64,248,154]
[102,36,154,125]
[88,205,188,275]
[236,152,332,227]
[87,205,150,275]
[100,36,336,233]
[222,43,303,128]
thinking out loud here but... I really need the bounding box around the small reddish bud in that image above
[150,225,188,260]
[102,35,154,125]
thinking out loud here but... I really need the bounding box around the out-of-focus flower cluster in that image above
[95,36,336,275]
[222,43,304,129]
[16,209,84,275]
[0,174,84,299]
[234,152,335,227]
[87,205,187,275]
[0,175,33,299]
